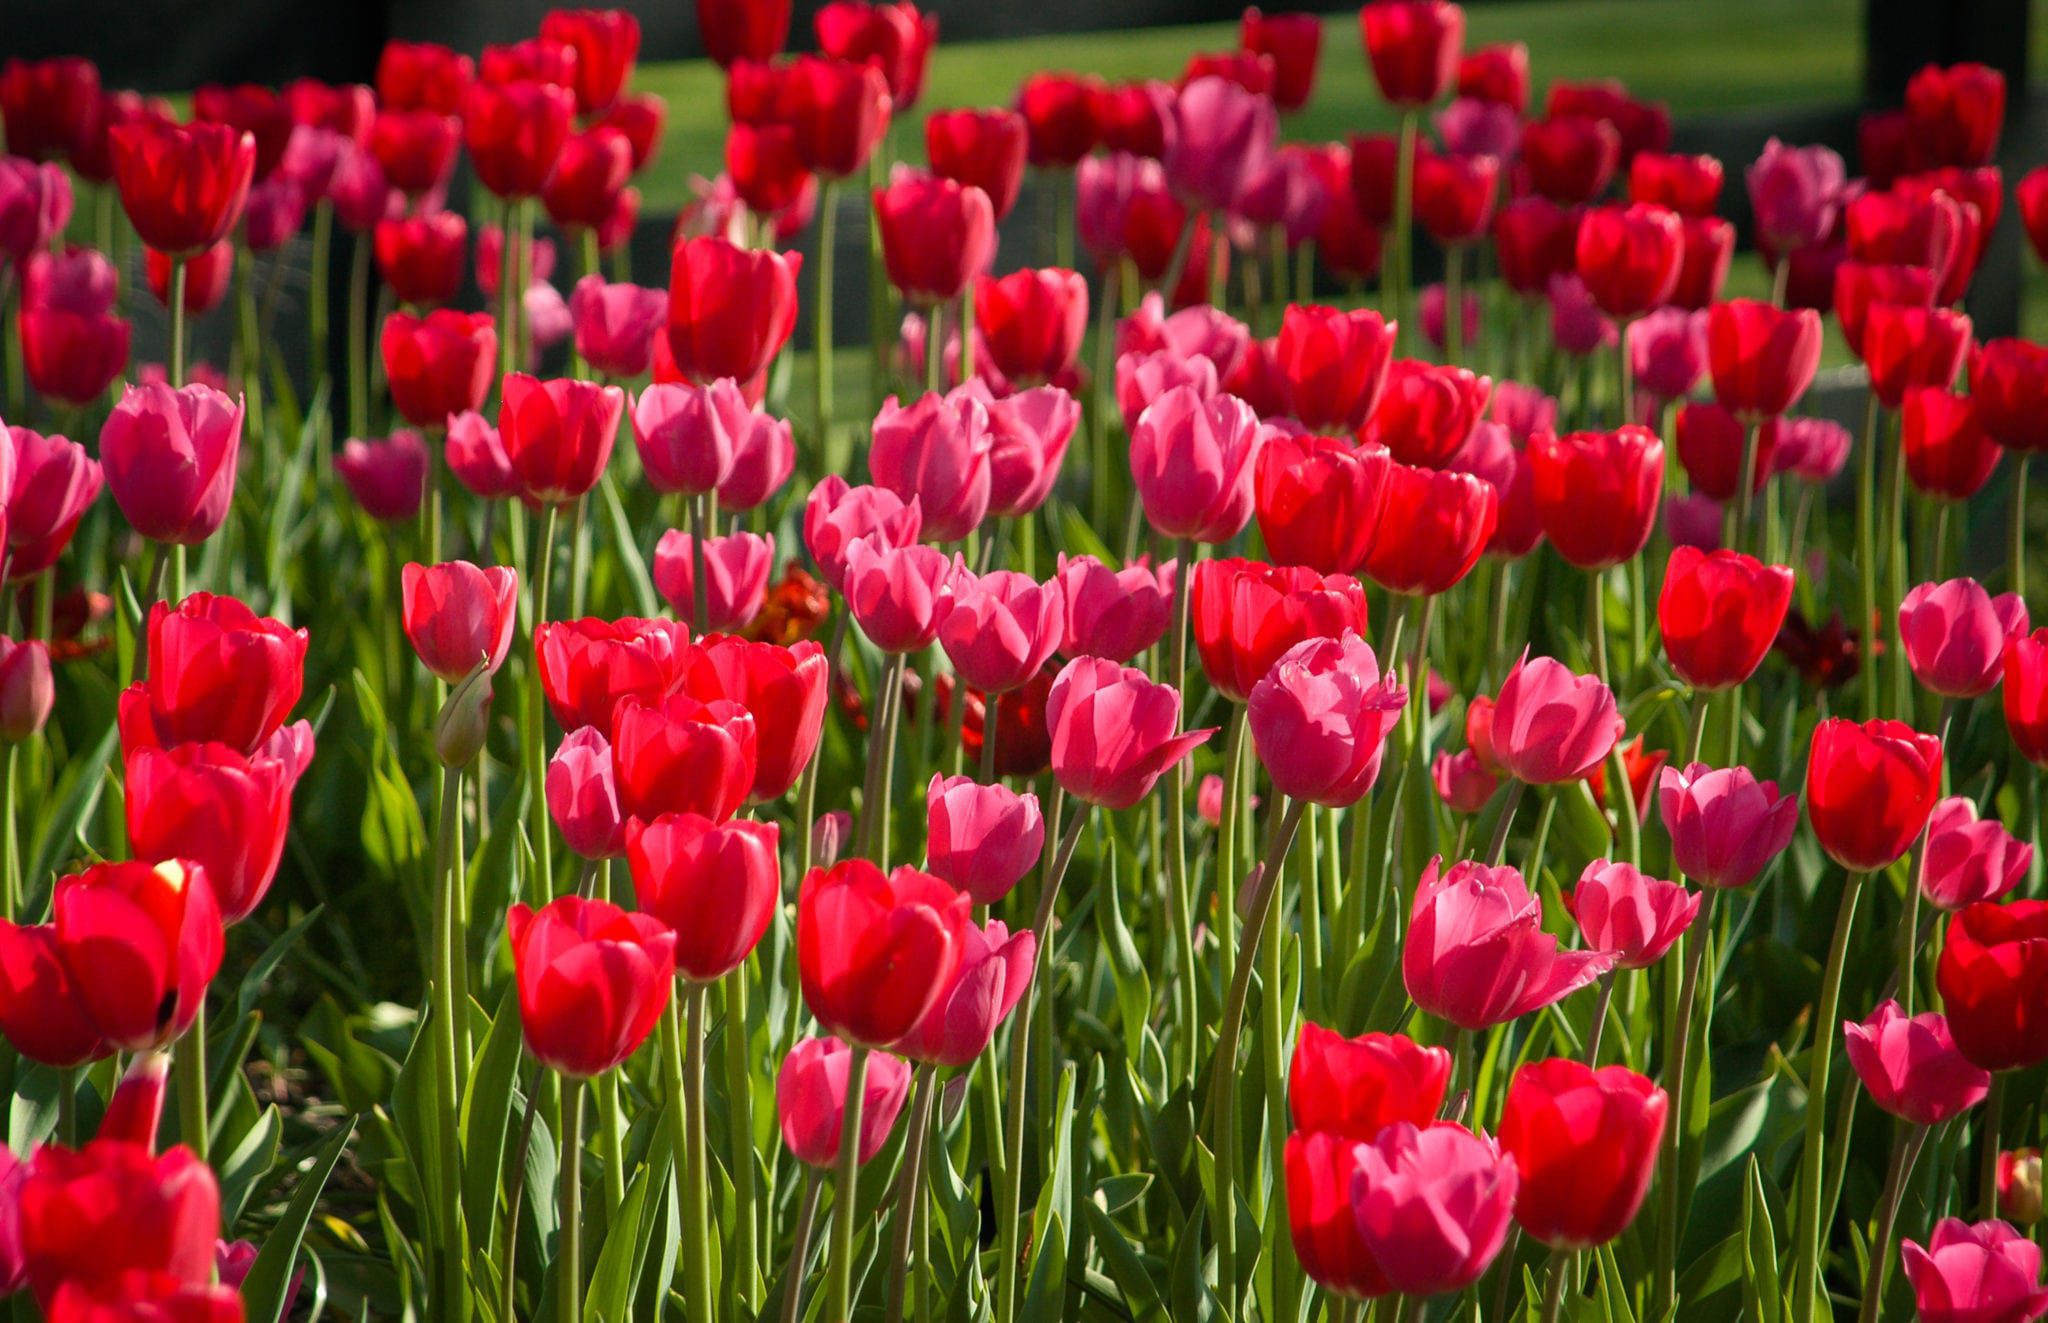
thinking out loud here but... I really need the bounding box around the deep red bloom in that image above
[1457,41,1528,111]
[1706,298,1823,420]
[1360,462,1497,596]
[1521,115,1620,205]
[540,8,642,114]
[1359,358,1491,468]
[610,692,757,824]
[1254,434,1391,574]
[1833,260,1936,361]
[975,268,1089,385]
[1937,900,2048,1073]
[1015,72,1104,168]
[687,635,828,802]
[535,616,694,732]
[666,236,801,387]
[1863,303,1971,409]
[2020,167,2048,268]
[1805,717,1944,873]
[1492,196,1581,295]
[627,814,780,982]
[2005,629,2048,768]
[381,310,497,429]
[46,861,223,1053]
[1574,202,1682,318]
[1413,149,1498,244]
[1627,151,1722,216]
[1669,215,1735,310]
[1903,388,2000,502]
[1497,1059,1667,1250]
[1547,78,1670,162]
[125,741,301,926]
[462,79,575,200]
[498,374,624,505]
[541,127,633,231]
[1359,1,1464,109]
[798,858,971,1048]
[874,170,994,303]
[368,109,461,196]
[785,55,892,178]
[377,41,475,113]
[1093,80,1174,158]
[696,0,793,67]
[815,1,937,109]
[1905,62,2005,169]
[1968,339,2048,454]
[1289,1022,1452,1137]
[1285,1131,1391,1302]
[507,895,674,1077]
[18,1140,219,1306]
[0,57,100,162]
[1527,426,1664,570]
[925,108,1028,219]
[1275,303,1396,433]
[19,303,130,409]
[1191,558,1368,702]
[1181,50,1274,98]
[110,119,255,257]
[122,594,307,756]
[190,83,292,182]
[726,120,810,216]
[1844,187,1964,291]
[373,212,467,307]
[1240,9,1322,112]
[1658,545,1795,691]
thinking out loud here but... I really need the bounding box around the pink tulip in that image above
[1056,554,1176,664]
[1419,283,1481,353]
[1248,632,1408,808]
[896,916,1036,1067]
[1490,653,1622,785]
[1545,272,1616,356]
[1116,293,1252,379]
[1898,577,2029,699]
[841,536,957,654]
[632,379,742,495]
[1844,1000,1991,1126]
[1115,348,1220,434]
[1774,415,1852,483]
[100,380,243,546]
[1350,1121,1520,1296]
[869,391,994,543]
[1047,656,1216,810]
[400,560,518,682]
[336,429,428,521]
[1568,861,1700,969]
[1198,773,1228,825]
[1745,138,1845,251]
[1628,307,1709,407]
[1657,761,1801,889]
[973,383,1078,518]
[1237,146,1330,247]
[0,159,72,264]
[715,404,795,512]
[546,726,626,859]
[1663,492,1724,551]
[1435,96,1521,160]
[1900,1219,2048,1323]
[570,274,667,379]
[925,773,1044,904]
[1129,385,1262,543]
[776,1036,913,1168]
[653,530,774,634]
[1490,381,1558,444]
[1922,795,2032,912]
[1432,748,1498,815]
[5,426,103,581]
[1404,857,1617,1031]
[936,569,1064,695]
[1164,74,1276,213]
[445,410,522,499]
[803,477,922,593]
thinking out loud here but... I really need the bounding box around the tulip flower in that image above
[333,429,427,522]
[610,693,758,825]
[626,813,780,983]
[1240,9,1320,111]
[1860,303,1971,412]
[689,635,828,803]
[534,616,693,733]
[1843,1000,1991,1126]
[497,374,623,505]
[397,560,517,690]
[18,1140,220,1306]
[654,530,774,634]
[1350,1120,1518,1295]
[1248,632,1408,807]
[0,634,49,746]
[4,427,99,581]
[1359,0,1463,108]
[842,536,957,656]
[1055,554,1175,664]
[875,169,995,304]
[1921,796,2032,912]
[935,569,1064,696]
[1405,858,1616,1030]
[1628,307,1709,407]
[1285,1131,1391,1302]
[784,55,892,178]
[803,478,923,593]
[1527,425,1664,571]
[1164,74,1276,213]
[1432,748,1497,814]
[1746,138,1845,252]
[1047,656,1215,810]
[1116,349,1220,433]
[540,7,641,113]
[1413,150,1497,244]
[98,381,243,548]
[109,119,254,256]
[1702,299,1826,424]
[1569,861,1699,969]
[1674,402,1774,502]
[1663,214,1735,311]
[1627,150,1723,216]
[125,741,300,925]
[1456,40,1527,109]
[1288,1022,1451,1137]
[697,0,793,66]
[1937,900,2048,1073]
[926,108,1028,219]
[1572,201,1684,318]
[1275,304,1396,433]
[1192,558,1369,702]
[507,895,675,1078]
[1253,433,1389,574]
[975,384,1077,518]
[1497,1059,1666,1250]
[367,212,463,309]
[546,727,627,860]
[777,1037,912,1166]
[1359,358,1491,468]
[798,858,970,1047]
[0,919,108,1067]
[1129,386,1263,544]
[1489,653,1621,785]
[1904,388,2001,501]
[1900,1218,2048,1323]
[460,78,573,199]
[632,378,750,497]
[18,296,130,409]
[565,275,666,380]
[1905,61,2006,167]
[381,309,497,429]
[1521,115,1620,205]
[975,269,1089,385]
[1897,578,2027,699]
[1968,339,2048,454]
[1433,96,1518,162]
[0,56,99,162]
[1658,546,1795,691]
[925,774,1043,905]
[1656,762,1800,889]
[896,915,1035,1067]
[122,594,308,756]
[1806,717,1944,874]
[666,236,802,388]
[1547,272,1618,355]
[2001,1152,2044,1227]
[2006,630,2048,766]
[47,860,223,1052]
[0,159,72,268]
[1015,71,1104,168]
[869,391,993,542]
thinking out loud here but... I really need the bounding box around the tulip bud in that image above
[2000,1150,2043,1226]
[434,663,493,768]
[0,637,53,743]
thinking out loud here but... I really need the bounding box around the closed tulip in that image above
[1628,307,1709,407]
[1433,747,1498,813]
[0,636,51,744]
[1249,632,1408,807]
[785,55,892,178]
[896,915,1034,1067]
[1129,386,1262,543]
[875,169,994,303]
[0,919,108,1067]
[50,861,223,1052]
[665,236,801,388]
[0,159,72,266]
[1240,9,1321,112]
[1968,339,2048,454]
[1116,349,1220,433]
[869,391,992,542]
[1628,150,1723,216]
[381,310,497,428]
[1056,554,1175,664]
[546,727,627,860]
[977,384,1077,518]
[1864,303,1970,409]
[123,594,307,756]
[1405,858,1616,1030]
[333,430,426,522]
[1898,577,2027,699]
[1359,358,1491,469]
[1360,462,1498,597]
[1900,1218,2048,1323]
[627,813,780,982]
[1414,150,1497,244]
[1568,861,1698,969]
[975,268,1089,385]
[1275,304,1395,433]
[1489,653,1620,785]
[1937,900,2048,1073]
[125,741,300,925]
[100,381,242,548]
[399,561,517,684]
[367,109,461,196]
[497,374,623,505]
[1360,0,1463,108]
[1844,999,1991,1125]
[653,530,775,633]
[1350,1120,1517,1295]
[926,108,1027,219]
[1521,115,1620,205]
[1806,717,1944,873]
[1457,40,1527,110]
[1014,71,1103,168]
[1497,1058,1666,1249]
[1668,214,1735,310]
[1906,62,2005,168]
[925,774,1044,905]
[460,78,573,199]
[18,302,130,409]
[1673,401,1777,501]
[1254,434,1389,574]
[610,692,757,824]
[633,378,751,497]
[109,119,254,256]
[1164,74,1276,213]
[688,636,828,802]
[1922,796,2032,912]
[1527,426,1664,570]
[18,1141,219,1307]
[936,569,1063,695]
[803,477,922,593]
[1285,1131,1390,1302]
[1192,558,1369,702]
[569,276,666,379]
[1288,1023,1451,1137]
[1047,656,1214,810]
[776,1036,912,1167]
[1573,202,1683,318]
[696,0,792,67]
[1657,762,1800,889]
[799,858,970,1047]
[1658,546,1795,691]
[540,7,641,114]
[1904,388,2001,501]
[372,212,466,307]
[1746,138,1845,252]
[507,895,674,1077]
[0,56,100,162]
[534,616,694,732]
[841,536,957,654]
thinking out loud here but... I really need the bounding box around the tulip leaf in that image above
[461,983,526,1253]
[26,718,118,898]
[217,1103,283,1227]
[1082,1200,1164,1321]
[585,1151,664,1323]
[242,1114,357,1323]
[236,905,327,1023]
[1740,1155,1784,1323]
[264,378,329,621]
[1027,1065,1078,1306]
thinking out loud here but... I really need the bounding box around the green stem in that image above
[1654,889,1717,1316]
[1733,421,1762,550]
[682,987,714,1323]
[1540,1252,1571,1323]
[2013,455,2031,600]
[527,504,560,898]
[1167,539,1200,1089]
[347,232,369,438]
[725,970,761,1313]
[1485,778,1527,866]
[959,287,976,387]
[308,202,332,386]
[2,742,17,922]
[1856,1123,1929,1323]
[168,257,187,387]
[926,300,945,395]
[781,1171,826,1323]
[596,1068,625,1217]
[1444,245,1463,366]
[826,1043,872,1323]
[1885,417,1911,717]
[498,1065,544,1323]
[885,1062,939,1323]
[1391,112,1418,353]
[1858,396,1882,722]
[1792,871,1868,1323]
[688,492,711,634]
[858,652,910,864]
[1584,968,1618,1066]
[557,1075,584,1323]
[1979,1072,2006,1220]
[814,180,839,446]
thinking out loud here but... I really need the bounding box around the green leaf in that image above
[26,719,118,894]
[1022,1211,1068,1322]
[585,1154,665,1322]
[241,1116,357,1323]
[1082,1201,1162,1321]
[236,906,324,1022]
[461,983,526,1254]
[598,472,660,618]
[216,1103,284,1227]
[1740,1155,1784,1323]
[264,378,329,621]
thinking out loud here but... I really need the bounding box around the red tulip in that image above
[1805,717,1944,873]
[497,374,624,505]
[1937,900,2048,1073]
[2003,629,2048,767]
[1491,196,1580,295]
[627,813,779,982]
[480,37,580,93]
[1360,357,1491,468]
[1414,150,1497,244]
[816,1,936,109]
[799,858,970,1047]
[1405,858,1615,1031]
[1360,461,1496,597]
[377,41,474,113]
[1094,80,1175,158]
[1658,546,1794,691]
[785,55,891,178]
[191,83,292,184]
[541,127,633,232]
[697,0,793,67]
[1285,1133,1393,1301]
[1843,999,1991,1125]
[1253,433,1390,574]
[925,108,1027,219]
[1240,9,1322,112]
[776,1036,912,1166]
[19,1140,219,1306]
[1667,215,1734,310]
[0,57,100,162]
[461,79,574,199]
[1249,631,1408,807]
[1968,339,2048,454]
[1845,187,1964,291]
[338,426,426,518]
[1626,150,1722,216]
[125,739,301,926]
[688,635,827,802]
[1014,72,1103,168]
[1456,40,1527,110]
[1192,557,1369,702]
[1905,61,2005,169]
[1289,1022,1450,1137]
[401,561,518,683]
[110,119,254,256]
[1182,50,1274,98]
[44,861,223,1052]
[875,170,994,303]
[367,109,462,197]
[1574,202,1682,318]
[1903,388,2000,502]
[1047,656,1214,809]
[119,594,307,757]
[975,268,1089,385]
[1858,302,1970,410]
[1497,1058,1666,1249]
[381,309,497,429]
[18,302,130,409]
[507,895,674,1077]
[142,239,231,316]
[372,212,466,307]
[1521,115,1620,205]
[1360,0,1463,109]
[610,692,757,824]
[1276,303,1396,433]
[666,236,802,387]
[1527,425,1663,570]
[534,616,694,732]
[540,8,642,114]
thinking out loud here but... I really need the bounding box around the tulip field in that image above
[7,1,2048,1320]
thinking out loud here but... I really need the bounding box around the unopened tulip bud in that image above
[434,664,492,768]
[0,637,54,743]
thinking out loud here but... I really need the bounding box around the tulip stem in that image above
[1857,1122,1929,1323]
[725,969,762,1312]
[995,804,1088,1323]
[1444,246,1463,367]
[309,202,332,385]
[1588,570,1639,865]
[527,503,560,899]
[1584,968,1619,1066]
[497,1063,543,1323]
[979,702,1000,784]
[814,179,838,448]
[926,301,945,395]
[1733,422,1762,550]
[429,759,470,1318]
[1484,778,1526,866]
[175,1007,208,1167]
[557,1073,584,1323]
[1655,888,1717,1316]
[1885,421,1911,717]
[1167,539,1200,1090]
[959,287,977,387]
[1087,264,1119,532]
[1615,325,1634,427]
[2,741,16,922]
[780,1170,826,1323]
[1540,1251,1572,1323]
[1210,797,1308,1321]
[678,987,714,1323]
[858,651,909,865]
[1979,1072,2007,1220]
[885,1062,939,1323]
[827,1042,872,1323]
[1391,111,1418,353]
[1792,869,1868,1323]
[1857,395,1882,722]
[688,492,711,634]
[2013,455,2030,601]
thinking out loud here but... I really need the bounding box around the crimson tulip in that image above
[1360,461,1497,597]
[540,7,641,114]
[1492,195,1581,294]
[1192,558,1369,702]
[1805,717,1944,873]
[666,236,802,387]
[541,127,633,232]
[49,861,222,1052]
[1289,1022,1451,1137]
[367,109,461,196]
[1521,115,1620,205]
[798,858,970,1047]
[816,1,936,109]
[1497,1058,1666,1249]
[1241,9,1322,112]
[1574,202,1682,318]
[18,301,130,409]
[497,374,623,505]
[1275,303,1395,433]
[1014,72,1103,168]
[1414,150,1497,244]
[975,268,1089,385]
[1527,426,1663,570]
[120,594,307,756]
[785,55,891,178]
[1937,900,2048,1073]
[109,119,254,256]
[1360,358,1491,468]
[627,813,780,982]
[1905,61,2005,169]
[1253,433,1389,574]
[381,309,497,429]
[696,0,793,67]
[1457,40,1527,110]
[1668,215,1735,310]
[1968,339,2048,453]
[507,895,674,1077]
[1861,303,1971,410]
[401,560,519,683]
[926,108,1027,219]
[1360,0,1463,108]
[372,212,466,307]
[1094,80,1174,158]
[611,692,757,824]
[461,79,573,199]
[689,635,827,802]
[377,40,474,113]
[0,57,99,162]
[534,616,694,732]
[1658,546,1794,691]
[18,1140,219,1306]
[875,170,993,304]
[125,740,302,925]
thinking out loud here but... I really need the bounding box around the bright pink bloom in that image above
[840,536,957,654]
[653,530,775,634]
[776,1037,912,1167]
[1128,386,1262,543]
[1350,1121,1517,1295]
[1046,656,1215,810]
[400,560,518,683]
[1921,796,2032,912]
[925,773,1043,905]
[1900,1219,2048,1323]
[869,391,993,543]
[336,429,428,521]
[896,915,1035,1067]
[803,477,922,593]
[1568,861,1698,969]
[99,382,242,547]
[1248,632,1408,808]
[1433,748,1498,814]
[1844,999,1991,1126]
[546,726,626,860]
[1657,762,1800,889]
[1490,653,1621,785]
[936,569,1063,694]
[1897,577,2028,699]
[1055,554,1175,664]
[1404,858,1616,1031]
